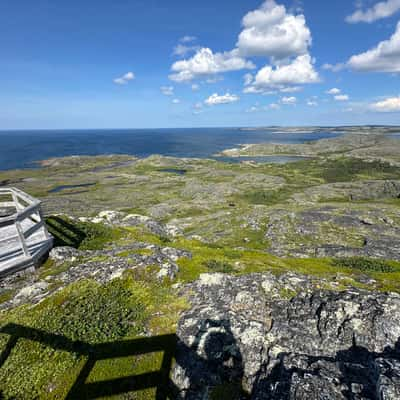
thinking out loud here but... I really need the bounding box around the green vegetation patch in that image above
[240,187,293,206]
[46,216,123,250]
[321,158,400,183]
[279,288,299,299]
[203,260,235,273]
[34,278,148,343]
[333,257,400,273]
[0,275,186,399]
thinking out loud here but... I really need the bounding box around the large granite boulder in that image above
[172,273,400,399]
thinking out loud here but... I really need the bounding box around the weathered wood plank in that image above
[0,188,53,277]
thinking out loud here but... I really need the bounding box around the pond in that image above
[49,183,96,194]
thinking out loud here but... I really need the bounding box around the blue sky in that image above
[1,0,400,129]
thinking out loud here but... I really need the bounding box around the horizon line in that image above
[0,124,399,132]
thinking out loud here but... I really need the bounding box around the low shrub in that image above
[204,260,235,273]
[241,188,291,206]
[321,159,399,183]
[333,257,397,273]
[35,278,148,344]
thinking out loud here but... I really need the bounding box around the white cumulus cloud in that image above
[269,103,281,110]
[246,105,260,113]
[244,73,254,86]
[237,0,312,60]
[204,93,240,105]
[172,98,180,104]
[322,63,346,72]
[180,35,197,43]
[169,48,255,82]
[346,0,400,23]
[173,43,200,57]
[244,54,319,92]
[191,83,200,91]
[370,96,400,111]
[348,22,400,72]
[113,72,135,85]
[281,96,297,104]
[173,36,199,56]
[326,88,341,95]
[169,0,317,88]
[334,94,349,101]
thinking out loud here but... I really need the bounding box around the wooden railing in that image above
[0,188,53,275]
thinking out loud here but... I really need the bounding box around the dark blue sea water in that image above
[0,128,341,171]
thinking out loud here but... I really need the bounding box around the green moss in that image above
[333,257,400,273]
[45,216,123,251]
[204,260,235,273]
[0,290,15,305]
[279,288,298,299]
[123,226,166,246]
[240,187,293,206]
[33,278,148,344]
[0,273,190,399]
[372,271,400,292]
[320,158,400,183]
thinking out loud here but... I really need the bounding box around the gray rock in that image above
[157,261,180,281]
[265,207,400,260]
[49,246,81,263]
[172,273,400,399]
[14,281,49,304]
[97,210,126,224]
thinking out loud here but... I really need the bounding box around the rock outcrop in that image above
[172,272,400,399]
[0,242,191,311]
[78,210,183,238]
[265,206,400,260]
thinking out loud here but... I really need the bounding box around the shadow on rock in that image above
[251,336,400,399]
[172,319,248,399]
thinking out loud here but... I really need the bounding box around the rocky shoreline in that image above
[220,132,400,166]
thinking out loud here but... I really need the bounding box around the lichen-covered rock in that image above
[49,246,81,263]
[14,281,49,304]
[172,273,400,399]
[97,210,126,224]
[265,206,400,260]
[157,262,180,281]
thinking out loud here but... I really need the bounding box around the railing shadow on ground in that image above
[0,323,177,400]
[45,216,87,248]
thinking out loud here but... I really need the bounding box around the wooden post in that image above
[12,190,30,257]
[15,220,30,257]
[38,207,51,239]
[11,191,22,211]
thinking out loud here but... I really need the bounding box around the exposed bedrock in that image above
[172,273,400,399]
[265,207,400,260]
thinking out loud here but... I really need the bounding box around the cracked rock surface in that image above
[172,272,400,399]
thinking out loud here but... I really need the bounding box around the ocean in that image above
[0,127,341,171]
